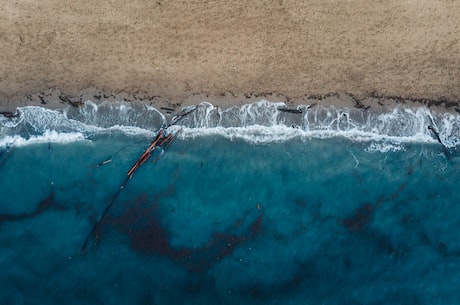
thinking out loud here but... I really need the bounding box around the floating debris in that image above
[277,107,303,114]
[169,106,198,126]
[428,125,450,159]
[0,111,18,118]
[160,107,175,112]
[428,125,443,145]
[94,146,130,168]
[95,158,112,167]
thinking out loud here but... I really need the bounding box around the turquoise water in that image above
[1,101,460,304]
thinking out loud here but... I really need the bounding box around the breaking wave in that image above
[1,100,460,150]
[173,101,460,149]
[0,130,86,148]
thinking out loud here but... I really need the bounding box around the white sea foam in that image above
[365,142,405,153]
[175,101,457,148]
[0,101,162,147]
[0,130,86,148]
[177,125,302,144]
[1,100,459,149]
[63,100,166,130]
[177,125,437,146]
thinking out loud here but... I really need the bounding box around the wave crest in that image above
[177,102,460,147]
[1,100,459,148]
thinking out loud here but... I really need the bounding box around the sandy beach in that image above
[1,0,459,112]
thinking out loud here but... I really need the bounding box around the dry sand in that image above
[1,0,460,112]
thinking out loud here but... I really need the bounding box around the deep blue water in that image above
[1,101,460,304]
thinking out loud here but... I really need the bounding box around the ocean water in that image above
[1,101,460,304]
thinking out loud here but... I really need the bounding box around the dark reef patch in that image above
[100,192,264,272]
[341,203,374,232]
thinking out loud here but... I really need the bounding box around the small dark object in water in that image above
[161,107,175,112]
[277,107,303,114]
[407,165,414,175]
[0,111,17,118]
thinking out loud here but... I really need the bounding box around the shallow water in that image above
[1,102,460,304]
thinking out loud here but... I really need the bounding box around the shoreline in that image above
[2,88,460,150]
[1,88,460,116]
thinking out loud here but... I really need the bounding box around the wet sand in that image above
[1,1,459,112]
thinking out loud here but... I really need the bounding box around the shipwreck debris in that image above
[169,106,198,126]
[81,128,181,254]
[428,125,450,159]
[81,106,196,255]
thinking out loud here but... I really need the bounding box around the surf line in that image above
[80,106,196,255]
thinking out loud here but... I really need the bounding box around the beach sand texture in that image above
[1,0,459,109]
